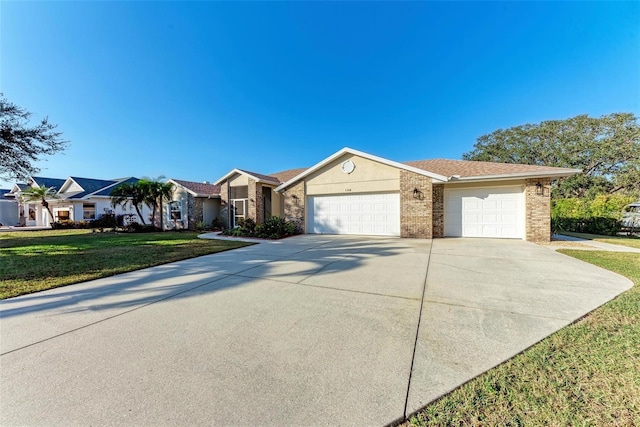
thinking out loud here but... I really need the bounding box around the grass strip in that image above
[0,230,251,300]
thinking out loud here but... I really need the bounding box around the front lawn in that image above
[559,231,640,249]
[0,230,251,300]
[408,250,640,426]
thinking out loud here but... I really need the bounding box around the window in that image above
[230,186,248,199]
[83,203,96,220]
[57,210,70,220]
[170,201,182,220]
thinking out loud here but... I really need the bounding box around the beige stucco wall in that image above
[305,153,400,196]
[272,192,283,217]
[203,199,220,224]
[229,173,249,187]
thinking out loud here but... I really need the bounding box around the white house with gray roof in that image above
[7,176,153,227]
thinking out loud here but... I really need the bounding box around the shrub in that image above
[91,213,117,230]
[52,220,75,229]
[553,217,621,236]
[129,222,156,233]
[211,217,224,230]
[195,221,210,232]
[551,194,635,236]
[237,218,256,234]
[588,194,636,218]
[220,216,300,239]
[552,195,636,220]
[255,216,298,239]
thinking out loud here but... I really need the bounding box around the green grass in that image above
[408,250,640,426]
[560,231,640,249]
[0,230,252,300]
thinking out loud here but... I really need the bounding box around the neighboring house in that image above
[0,189,19,226]
[213,147,580,242]
[7,177,67,227]
[166,179,222,230]
[7,176,153,227]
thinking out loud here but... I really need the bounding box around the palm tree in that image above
[110,182,148,225]
[142,179,174,230]
[20,185,58,226]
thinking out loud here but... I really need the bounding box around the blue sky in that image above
[1,1,638,188]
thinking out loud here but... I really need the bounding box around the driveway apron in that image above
[406,238,633,416]
[0,236,633,426]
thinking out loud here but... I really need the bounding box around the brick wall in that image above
[283,181,305,233]
[191,196,203,230]
[247,179,264,224]
[432,184,444,238]
[219,182,230,228]
[400,170,433,238]
[525,178,551,242]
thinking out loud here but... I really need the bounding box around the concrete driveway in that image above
[0,236,632,426]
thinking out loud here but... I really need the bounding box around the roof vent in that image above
[203,181,210,185]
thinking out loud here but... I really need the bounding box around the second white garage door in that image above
[308,193,400,236]
[445,186,525,239]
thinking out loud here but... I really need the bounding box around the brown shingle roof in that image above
[228,157,578,188]
[269,167,309,184]
[237,169,281,184]
[171,179,221,196]
[404,159,578,178]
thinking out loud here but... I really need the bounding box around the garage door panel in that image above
[483,214,498,223]
[445,187,524,239]
[501,213,518,223]
[502,200,518,210]
[309,193,400,236]
[483,200,498,210]
[464,213,480,222]
[464,200,480,210]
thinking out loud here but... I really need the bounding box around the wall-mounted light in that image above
[535,181,544,196]
[413,188,423,200]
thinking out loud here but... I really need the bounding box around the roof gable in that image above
[213,168,281,186]
[92,177,139,196]
[29,177,66,191]
[275,147,449,192]
[63,177,119,199]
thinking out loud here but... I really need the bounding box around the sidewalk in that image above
[548,234,640,253]
[0,226,51,232]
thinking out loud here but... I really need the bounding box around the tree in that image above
[0,94,68,180]
[110,182,148,225]
[142,179,174,230]
[463,113,640,198]
[110,178,174,230]
[20,185,58,226]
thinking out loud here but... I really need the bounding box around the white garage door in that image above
[308,193,400,236]
[445,186,524,239]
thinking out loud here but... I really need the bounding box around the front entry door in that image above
[232,199,247,227]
